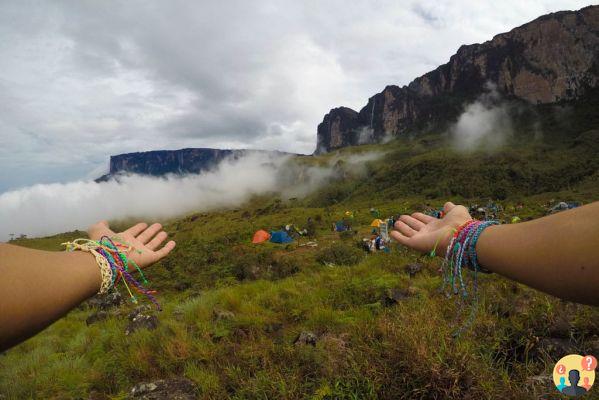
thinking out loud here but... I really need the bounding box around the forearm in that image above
[0,244,101,351]
[477,203,599,305]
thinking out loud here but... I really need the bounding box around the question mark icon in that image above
[581,355,597,371]
[556,364,566,374]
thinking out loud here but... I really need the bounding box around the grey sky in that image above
[0,0,592,192]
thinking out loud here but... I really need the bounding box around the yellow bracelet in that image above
[62,239,113,294]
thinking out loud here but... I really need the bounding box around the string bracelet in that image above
[62,237,161,310]
[63,239,114,294]
[439,219,499,337]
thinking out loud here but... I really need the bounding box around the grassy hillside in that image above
[2,129,599,399]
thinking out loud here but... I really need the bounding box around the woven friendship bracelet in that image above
[62,237,161,310]
[439,219,500,337]
[64,239,114,294]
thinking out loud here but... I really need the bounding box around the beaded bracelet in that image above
[62,237,161,310]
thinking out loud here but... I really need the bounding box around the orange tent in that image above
[252,229,271,244]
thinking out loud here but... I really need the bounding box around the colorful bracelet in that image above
[440,219,499,337]
[62,237,161,310]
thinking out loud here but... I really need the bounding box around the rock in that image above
[404,263,423,278]
[128,305,152,320]
[212,309,235,321]
[315,5,599,153]
[294,331,318,347]
[380,288,409,307]
[97,149,289,182]
[314,107,362,154]
[86,311,108,326]
[125,306,158,336]
[130,378,197,399]
[87,291,124,310]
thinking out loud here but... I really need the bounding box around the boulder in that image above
[130,378,197,399]
[294,331,318,346]
[87,291,124,310]
[404,263,423,278]
[125,306,158,336]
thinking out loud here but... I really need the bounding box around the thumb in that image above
[443,202,456,213]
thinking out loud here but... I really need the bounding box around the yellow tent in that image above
[370,219,384,227]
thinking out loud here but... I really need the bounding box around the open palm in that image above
[390,202,472,257]
[87,221,176,269]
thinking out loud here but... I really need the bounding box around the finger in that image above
[390,231,411,246]
[399,215,425,231]
[412,212,436,224]
[444,202,456,213]
[137,223,162,244]
[147,231,168,251]
[126,222,148,237]
[394,220,417,237]
[155,240,176,259]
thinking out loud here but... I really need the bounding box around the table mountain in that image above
[96,148,289,181]
[315,5,599,154]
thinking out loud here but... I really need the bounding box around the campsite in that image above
[3,135,599,398]
[1,2,599,399]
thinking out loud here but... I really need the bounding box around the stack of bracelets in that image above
[434,219,500,337]
[61,236,161,310]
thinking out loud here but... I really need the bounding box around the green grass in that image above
[2,121,599,398]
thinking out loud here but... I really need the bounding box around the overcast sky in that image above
[0,0,592,192]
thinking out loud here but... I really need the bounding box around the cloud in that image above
[0,150,385,241]
[450,83,514,151]
[0,0,591,191]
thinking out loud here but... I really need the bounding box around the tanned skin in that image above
[391,201,599,306]
[0,221,175,351]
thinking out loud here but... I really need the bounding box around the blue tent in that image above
[335,221,347,232]
[270,230,293,244]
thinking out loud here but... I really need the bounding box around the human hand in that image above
[87,221,176,268]
[390,202,472,257]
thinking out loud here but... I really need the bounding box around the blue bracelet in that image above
[467,220,499,273]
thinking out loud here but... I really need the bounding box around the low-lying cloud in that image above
[0,151,383,241]
[450,83,513,151]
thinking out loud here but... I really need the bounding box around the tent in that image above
[252,229,271,244]
[270,231,294,244]
[370,219,384,227]
[335,221,347,232]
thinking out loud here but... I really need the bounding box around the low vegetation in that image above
[2,124,599,398]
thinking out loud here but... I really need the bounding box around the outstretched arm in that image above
[391,202,599,305]
[0,221,175,351]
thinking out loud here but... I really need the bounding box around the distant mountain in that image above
[96,148,291,181]
[316,5,599,154]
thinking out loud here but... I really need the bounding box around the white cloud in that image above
[0,0,592,191]
[450,83,513,151]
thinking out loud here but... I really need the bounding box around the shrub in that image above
[316,242,364,266]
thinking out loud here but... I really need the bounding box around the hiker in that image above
[391,201,599,305]
[0,221,175,351]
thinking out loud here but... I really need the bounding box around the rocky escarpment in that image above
[315,5,599,153]
[96,148,289,181]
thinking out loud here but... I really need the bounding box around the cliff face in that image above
[315,5,599,153]
[96,148,287,181]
